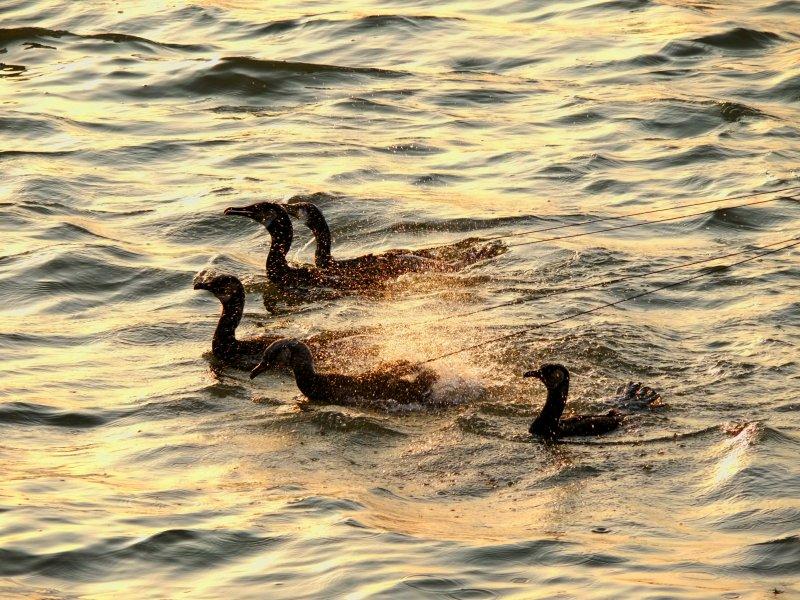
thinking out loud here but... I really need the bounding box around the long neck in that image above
[266,211,293,279]
[291,358,320,399]
[530,382,569,436]
[212,292,244,359]
[307,211,333,268]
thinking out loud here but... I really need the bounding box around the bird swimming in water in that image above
[525,363,661,439]
[250,338,439,409]
[193,271,350,369]
[224,202,372,290]
[284,200,506,276]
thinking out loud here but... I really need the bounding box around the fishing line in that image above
[505,194,796,248]
[416,236,800,366]
[473,183,800,244]
[414,233,800,325]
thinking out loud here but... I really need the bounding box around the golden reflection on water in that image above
[2,0,800,596]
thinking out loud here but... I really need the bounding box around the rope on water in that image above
[413,231,800,325]
[472,183,800,245]
[416,235,800,365]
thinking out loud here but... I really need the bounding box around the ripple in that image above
[0,26,210,52]
[0,529,283,579]
[692,27,784,51]
[0,402,119,428]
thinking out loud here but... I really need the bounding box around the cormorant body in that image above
[193,271,345,369]
[225,202,378,290]
[525,364,661,439]
[283,201,506,279]
[250,338,438,409]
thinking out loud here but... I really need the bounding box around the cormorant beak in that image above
[249,360,271,380]
[524,369,543,381]
[224,205,256,219]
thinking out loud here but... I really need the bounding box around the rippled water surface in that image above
[2,0,800,597]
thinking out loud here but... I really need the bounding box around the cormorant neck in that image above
[291,358,319,398]
[266,211,293,278]
[529,382,569,437]
[306,211,333,268]
[212,291,245,358]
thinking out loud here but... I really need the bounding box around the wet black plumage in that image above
[526,364,636,439]
[250,338,438,408]
[284,201,506,279]
[193,272,347,369]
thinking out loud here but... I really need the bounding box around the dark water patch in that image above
[0,402,119,428]
[413,173,465,186]
[763,73,800,103]
[554,109,607,126]
[0,149,74,160]
[583,178,632,195]
[531,464,605,488]
[575,0,651,12]
[0,27,209,52]
[759,0,800,13]
[643,143,756,169]
[0,331,93,350]
[133,397,227,422]
[710,506,800,533]
[251,18,300,36]
[0,115,59,137]
[287,191,345,206]
[361,14,463,26]
[457,539,579,568]
[369,213,534,236]
[286,496,364,513]
[307,410,407,438]
[717,101,764,122]
[660,41,709,58]
[739,535,800,575]
[88,139,232,165]
[700,205,788,231]
[373,142,443,156]
[693,28,784,51]
[2,250,189,312]
[335,96,404,114]
[113,321,199,347]
[0,529,282,579]
[702,464,800,503]
[154,56,406,100]
[32,222,115,244]
[0,62,26,77]
[433,87,527,107]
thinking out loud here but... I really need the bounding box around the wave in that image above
[0,26,209,52]
[0,401,120,428]
[0,528,283,579]
[131,56,406,99]
[692,27,784,51]
[250,14,463,38]
[740,535,800,575]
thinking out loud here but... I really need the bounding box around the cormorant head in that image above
[250,338,313,379]
[524,363,570,391]
[224,202,284,227]
[283,202,313,224]
[193,271,244,305]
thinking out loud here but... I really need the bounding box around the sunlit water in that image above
[2,0,799,597]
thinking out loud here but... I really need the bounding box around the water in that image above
[1,0,799,597]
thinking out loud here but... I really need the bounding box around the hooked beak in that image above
[250,359,272,380]
[224,205,256,218]
[524,368,542,380]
